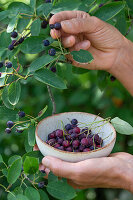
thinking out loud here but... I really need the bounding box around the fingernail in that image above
[43,158,50,168]
[45,168,50,175]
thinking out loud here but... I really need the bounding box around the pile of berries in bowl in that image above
[36,112,116,162]
[46,119,103,152]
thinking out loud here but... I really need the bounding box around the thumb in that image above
[61,16,104,35]
[42,156,77,178]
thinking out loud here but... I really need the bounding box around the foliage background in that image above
[0,0,133,199]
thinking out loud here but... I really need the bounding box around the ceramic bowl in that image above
[35,112,116,163]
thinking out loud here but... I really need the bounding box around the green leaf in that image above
[23,156,39,174]
[14,187,23,195]
[7,16,18,33]
[115,11,127,35]
[0,32,11,48]
[31,19,41,36]
[2,168,8,177]
[34,69,67,89]
[52,0,86,14]
[30,0,36,12]
[0,106,18,121]
[71,49,93,63]
[37,105,48,119]
[37,3,53,16]
[7,193,16,200]
[126,0,133,11]
[48,172,58,183]
[21,36,45,54]
[47,179,76,200]
[7,158,22,184]
[111,117,133,135]
[2,87,14,109]
[25,187,40,200]
[94,2,125,21]
[17,18,30,33]
[8,81,21,105]
[29,55,56,72]
[8,2,32,16]
[24,132,33,153]
[0,10,9,21]
[8,155,21,166]
[28,126,36,146]
[39,190,49,200]
[72,66,89,74]
[0,154,3,163]
[22,151,43,163]
[16,195,29,200]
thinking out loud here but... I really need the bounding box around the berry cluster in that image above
[5,111,26,134]
[46,119,103,152]
[8,31,24,51]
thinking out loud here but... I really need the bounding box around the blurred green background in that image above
[0,0,133,199]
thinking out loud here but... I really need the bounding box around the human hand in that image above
[49,11,127,72]
[42,152,133,193]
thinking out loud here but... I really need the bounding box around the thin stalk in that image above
[47,85,56,115]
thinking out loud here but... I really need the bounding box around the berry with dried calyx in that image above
[7,121,14,128]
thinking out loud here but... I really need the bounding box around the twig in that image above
[47,85,56,115]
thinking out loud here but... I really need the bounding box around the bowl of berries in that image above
[35,112,116,162]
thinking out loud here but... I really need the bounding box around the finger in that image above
[49,11,87,25]
[50,29,70,39]
[61,17,104,35]
[42,156,77,179]
[61,35,76,48]
[33,144,39,151]
[70,40,91,51]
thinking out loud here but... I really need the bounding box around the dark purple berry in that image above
[79,133,86,140]
[73,127,80,134]
[62,140,70,148]
[18,37,24,44]
[110,75,116,82]
[57,138,64,145]
[99,3,104,8]
[54,22,61,30]
[56,129,63,138]
[11,31,18,38]
[48,131,56,139]
[71,119,78,125]
[8,44,14,51]
[5,128,11,134]
[48,48,56,56]
[81,127,88,134]
[0,62,3,68]
[58,146,64,151]
[0,72,2,77]
[43,40,50,46]
[41,170,46,174]
[88,138,93,147]
[79,145,85,152]
[6,62,12,68]
[12,40,17,46]
[38,181,45,188]
[72,140,80,148]
[83,148,90,152]
[81,138,89,146]
[66,146,73,152]
[41,20,48,29]
[71,133,78,140]
[65,124,72,131]
[7,121,14,128]
[66,134,72,141]
[50,66,56,73]
[49,24,54,29]
[68,129,73,134]
[48,139,56,146]
[16,128,24,133]
[94,134,99,143]
[18,111,25,118]
[54,143,60,148]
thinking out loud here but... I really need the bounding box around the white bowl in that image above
[35,112,116,163]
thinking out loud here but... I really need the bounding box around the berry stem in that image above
[47,85,56,115]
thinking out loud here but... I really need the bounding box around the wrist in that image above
[108,37,133,96]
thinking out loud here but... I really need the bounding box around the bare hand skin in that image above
[49,11,133,95]
[42,152,133,193]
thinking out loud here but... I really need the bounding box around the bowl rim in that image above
[35,112,116,155]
